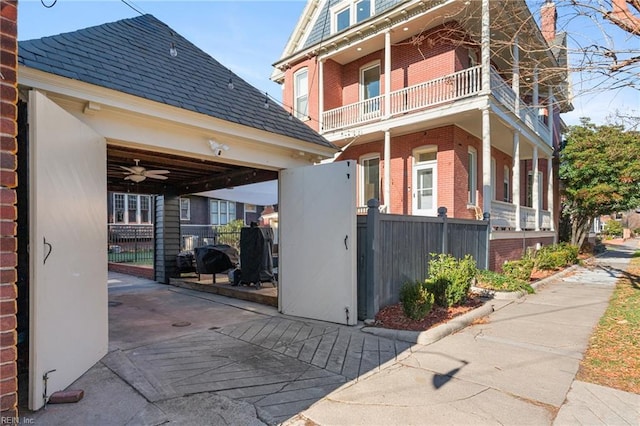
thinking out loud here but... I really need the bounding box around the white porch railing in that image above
[357,204,388,215]
[490,200,517,229]
[322,66,552,144]
[323,95,384,132]
[490,201,551,231]
[490,67,551,144]
[322,66,482,132]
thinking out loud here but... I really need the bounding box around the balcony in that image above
[322,66,551,143]
[490,200,552,231]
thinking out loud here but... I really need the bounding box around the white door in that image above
[28,91,108,410]
[413,163,437,216]
[279,161,357,325]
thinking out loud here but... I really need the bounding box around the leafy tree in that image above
[559,118,640,247]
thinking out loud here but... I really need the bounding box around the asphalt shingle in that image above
[19,14,334,150]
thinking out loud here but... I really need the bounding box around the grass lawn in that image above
[576,251,640,393]
[108,250,153,266]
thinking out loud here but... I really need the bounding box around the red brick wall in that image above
[108,263,155,280]
[490,236,555,272]
[0,0,18,419]
[336,125,500,217]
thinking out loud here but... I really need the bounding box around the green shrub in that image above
[215,219,244,249]
[534,243,579,270]
[602,220,623,238]
[502,258,534,282]
[425,254,477,307]
[476,270,534,294]
[400,281,434,320]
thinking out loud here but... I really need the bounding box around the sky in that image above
[17,0,639,127]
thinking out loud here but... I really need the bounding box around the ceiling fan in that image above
[121,159,170,183]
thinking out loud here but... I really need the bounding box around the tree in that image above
[559,118,640,247]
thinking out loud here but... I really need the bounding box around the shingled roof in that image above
[18,14,334,149]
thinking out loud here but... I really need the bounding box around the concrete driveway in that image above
[27,272,411,425]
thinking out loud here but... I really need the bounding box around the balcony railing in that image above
[490,201,552,231]
[322,65,551,143]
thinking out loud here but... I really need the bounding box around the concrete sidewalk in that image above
[23,240,639,425]
[287,240,640,426]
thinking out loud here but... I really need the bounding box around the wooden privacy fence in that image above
[357,200,490,321]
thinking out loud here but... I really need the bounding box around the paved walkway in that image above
[25,240,639,425]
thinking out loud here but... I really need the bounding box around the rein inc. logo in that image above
[0,417,34,424]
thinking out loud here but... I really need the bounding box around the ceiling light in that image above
[403,27,409,31]
[128,174,146,183]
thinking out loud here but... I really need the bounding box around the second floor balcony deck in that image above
[321,66,551,144]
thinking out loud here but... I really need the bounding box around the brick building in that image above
[272,0,572,269]
[0,0,18,419]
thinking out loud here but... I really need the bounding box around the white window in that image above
[503,165,510,202]
[114,193,125,223]
[140,195,151,223]
[468,147,477,205]
[491,157,497,201]
[112,193,151,224]
[180,198,190,221]
[127,194,138,223]
[332,0,374,33]
[359,154,380,206]
[210,200,236,225]
[293,68,308,120]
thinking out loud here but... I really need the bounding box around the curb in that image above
[361,263,585,346]
[361,301,499,345]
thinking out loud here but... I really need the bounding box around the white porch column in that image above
[532,146,540,231]
[547,156,554,231]
[384,30,391,118]
[318,59,324,132]
[481,0,491,95]
[512,132,521,231]
[384,129,391,210]
[482,106,492,215]
[481,0,492,215]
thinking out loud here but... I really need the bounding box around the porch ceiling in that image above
[107,145,278,196]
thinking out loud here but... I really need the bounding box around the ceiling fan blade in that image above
[124,175,146,182]
[120,166,138,174]
[146,174,168,180]
[145,169,170,175]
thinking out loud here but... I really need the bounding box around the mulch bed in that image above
[373,296,485,331]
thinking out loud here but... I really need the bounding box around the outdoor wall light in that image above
[209,139,229,157]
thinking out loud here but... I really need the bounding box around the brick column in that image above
[0,0,18,419]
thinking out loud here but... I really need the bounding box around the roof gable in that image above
[19,14,333,149]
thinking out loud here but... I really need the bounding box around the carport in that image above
[17,14,357,411]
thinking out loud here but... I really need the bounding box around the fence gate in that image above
[279,161,357,325]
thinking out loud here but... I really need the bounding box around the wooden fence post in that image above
[438,206,448,254]
[365,198,380,319]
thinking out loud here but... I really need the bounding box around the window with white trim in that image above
[180,198,190,221]
[114,193,125,223]
[359,154,380,206]
[331,0,374,33]
[111,193,152,224]
[293,68,308,120]
[503,165,510,202]
[210,200,236,225]
[468,147,477,205]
